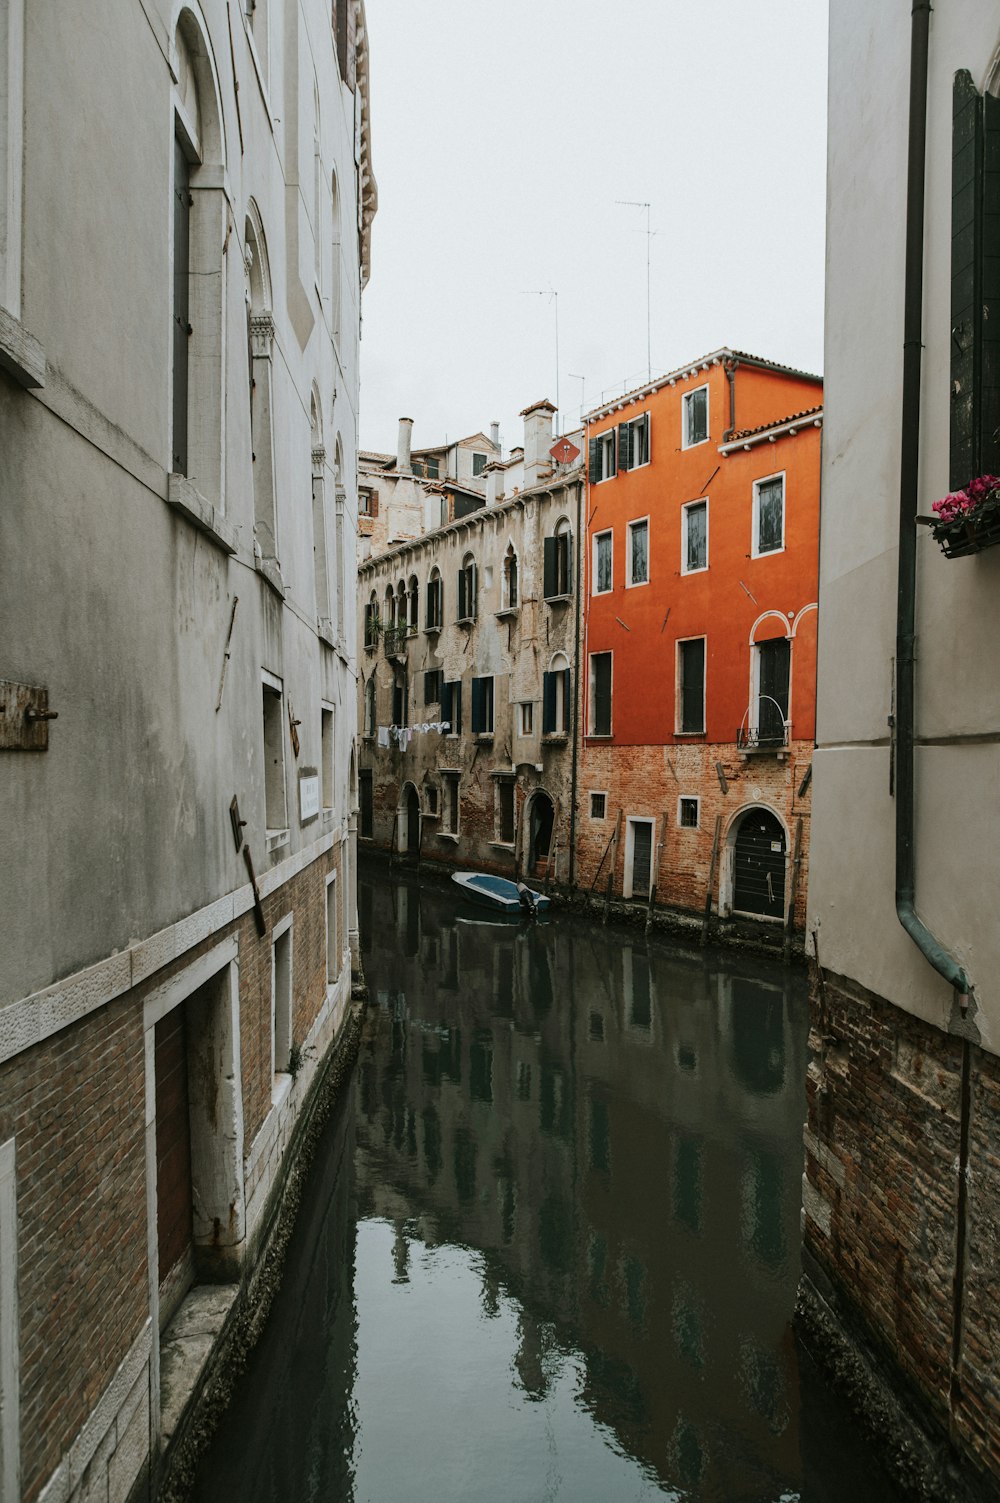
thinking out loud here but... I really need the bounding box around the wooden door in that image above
[734,811,786,917]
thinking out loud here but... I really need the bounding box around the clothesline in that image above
[377,721,451,748]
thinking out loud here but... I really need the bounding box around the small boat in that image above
[451,871,551,917]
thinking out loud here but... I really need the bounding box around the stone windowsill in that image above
[490,841,516,851]
[266,828,290,854]
[0,305,45,389]
[167,474,238,556]
[544,593,572,606]
[437,832,459,843]
[542,733,569,745]
[317,616,336,648]
[255,553,287,597]
[494,607,519,621]
[423,624,442,636]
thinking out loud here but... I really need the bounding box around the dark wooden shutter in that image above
[453,681,462,735]
[426,578,434,626]
[593,654,611,736]
[564,531,574,592]
[680,640,705,732]
[952,70,980,486]
[982,90,1000,474]
[758,639,790,743]
[172,138,190,474]
[588,436,601,484]
[471,676,485,733]
[561,668,571,732]
[618,422,631,472]
[543,536,557,599]
[155,1007,193,1285]
[457,567,466,620]
[469,562,478,619]
[542,672,556,733]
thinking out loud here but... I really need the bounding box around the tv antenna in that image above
[617,200,653,383]
[521,288,559,431]
[568,372,586,426]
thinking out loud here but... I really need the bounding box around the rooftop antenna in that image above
[568,372,586,427]
[521,288,559,431]
[616,200,653,383]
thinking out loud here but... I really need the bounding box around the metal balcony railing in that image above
[383,624,413,656]
[736,698,790,752]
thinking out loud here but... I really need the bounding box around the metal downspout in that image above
[568,474,583,886]
[895,0,971,999]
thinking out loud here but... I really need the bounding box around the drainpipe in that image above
[723,357,738,442]
[895,0,970,1002]
[568,475,583,887]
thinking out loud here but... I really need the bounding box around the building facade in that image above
[359,419,502,560]
[357,402,584,884]
[804,3,1000,1493]
[0,3,374,1500]
[577,352,822,940]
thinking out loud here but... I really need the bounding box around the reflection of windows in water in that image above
[400,888,419,956]
[677,1043,697,1072]
[742,1148,785,1268]
[673,1285,705,1371]
[673,1134,702,1232]
[671,1417,703,1493]
[358,1058,378,1122]
[423,934,439,966]
[624,1256,645,1326]
[730,978,785,1094]
[531,946,553,1015]
[469,1033,494,1103]
[588,1234,609,1306]
[538,1191,572,1275]
[589,1011,604,1042]
[440,1026,461,1085]
[422,1037,441,1088]
[494,945,514,1018]
[589,1097,610,1173]
[516,1061,532,1100]
[422,1104,442,1185]
[358,882,374,951]
[624,947,652,1029]
[453,1126,477,1203]
[441,927,459,990]
[739,1336,787,1430]
[406,1106,417,1158]
[498,1171,516,1243]
[540,1063,571,1140]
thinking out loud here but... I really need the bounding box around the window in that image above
[589,428,617,482]
[424,669,443,705]
[753,475,785,556]
[619,413,650,471]
[543,654,571,735]
[425,458,440,479]
[753,637,791,745]
[589,653,612,736]
[952,71,1000,485]
[472,451,488,476]
[272,919,292,1077]
[677,639,706,734]
[425,785,439,816]
[543,519,573,600]
[246,212,278,563]
[502,545,519,609]
[359,770,373,837]
[590,792,607,820]
[359,487,376,517]
[496,778,516,844]
[458,554,478,621]
[262,677,287,831]
[321,705,334,810]
[364,676,376,738]
[679,797,700,828]
[310,405,330,624]
[518,702,533,737]
[593,530,613,594]
[442,680,462,735]
[683,385,709,448]
[471,676,494,735]
[426,569,443,630]
[392,670,408,727]
[325,873,338,983]
[364,591,379,649]
[443,773,460,834]
[407,575,419,631]
[628,518,649,586]
[682,500,708,573]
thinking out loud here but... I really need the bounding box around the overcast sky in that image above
[359,0,828,457]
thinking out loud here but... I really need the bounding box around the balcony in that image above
[383,624,414,658]
[737,699,790,757]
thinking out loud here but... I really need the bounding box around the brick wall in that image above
[803,969,1000,1491]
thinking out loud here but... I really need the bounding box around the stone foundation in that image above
[798,965,1000,1500]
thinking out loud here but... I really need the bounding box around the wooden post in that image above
[645,812,668,934]
[603,809,623,924]
[783,816,804,965]
[545,798,562,891]
[701,815,722,947]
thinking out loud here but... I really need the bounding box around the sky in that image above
[359,0,828,457]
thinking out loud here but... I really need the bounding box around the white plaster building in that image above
[804,3,1000,1493]
[0,2,374,1500]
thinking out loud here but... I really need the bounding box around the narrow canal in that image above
[191,868,897,1503]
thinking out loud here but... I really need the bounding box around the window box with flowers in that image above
[925,475,1000,557]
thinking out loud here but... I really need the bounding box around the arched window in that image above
[426,566,443,630]
[171,13,226,508]
[310,391,330,628]
[364,590,379,649]
[458,552,478,622]
[543,651,571,735]
[245,206,278,574]
[396,579,407,632]
[407,575,419,632]
[543,517,573,600]
[503,544,518,609]
[364,675,376,737]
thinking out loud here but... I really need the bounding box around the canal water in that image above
[191,869,897,1503]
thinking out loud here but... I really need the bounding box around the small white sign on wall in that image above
[299,771,320,823]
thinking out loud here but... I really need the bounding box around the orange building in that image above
[577,349,822,939]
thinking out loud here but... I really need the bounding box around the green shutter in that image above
[543,536,557,599]
[542,672,556,733]
[982,88,1000,473]
[562,669,571,733]
[471,676,484,733]
[588,437,601,484]
[618,423,631,472]
[457,568,466,620]
[952,70,980,487]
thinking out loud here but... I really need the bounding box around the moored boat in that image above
[451,871,551,917]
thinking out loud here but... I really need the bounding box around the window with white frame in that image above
[543,518,573,600]
[678,796,700,829]
[590,791,607,820]
[472,451,488,476]
[682,385,709,448]
[590,428,617,482]
[495,776,516,844]
[271,917,292,1078]
[543,653,571,735]
[443,772,460,834]
[325,872,338,983]
[503,544,519,608]
[426,568,443,629]
[518,702,534,736]
[589,652,613,736]
[458,553,478,621]
[676,638,706,734]
[471,675,494,735]
[262,675,287,831]
[753,474,785,555]
[620,412,650,470]
[628,518,649,586]
[682,499,708,573]
[593,530,613,594]
[321,704,335,810]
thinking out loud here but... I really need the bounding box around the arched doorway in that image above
[402,783,420,857]
[733,809,786,918]
[528,792,554,877]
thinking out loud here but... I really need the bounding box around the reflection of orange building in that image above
[577,349,822,937]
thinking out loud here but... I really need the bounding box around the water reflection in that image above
[192,868,898,1503]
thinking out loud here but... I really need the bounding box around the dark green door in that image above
[734,811,786,917]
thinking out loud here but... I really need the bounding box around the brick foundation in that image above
[799,966,1000,1500]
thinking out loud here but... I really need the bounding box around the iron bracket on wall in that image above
[0,679,58,751]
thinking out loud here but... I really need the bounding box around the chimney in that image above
[489,421,500,451]
[520,399,556,488]
[484,462,502,507]
[397,416,413,475]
